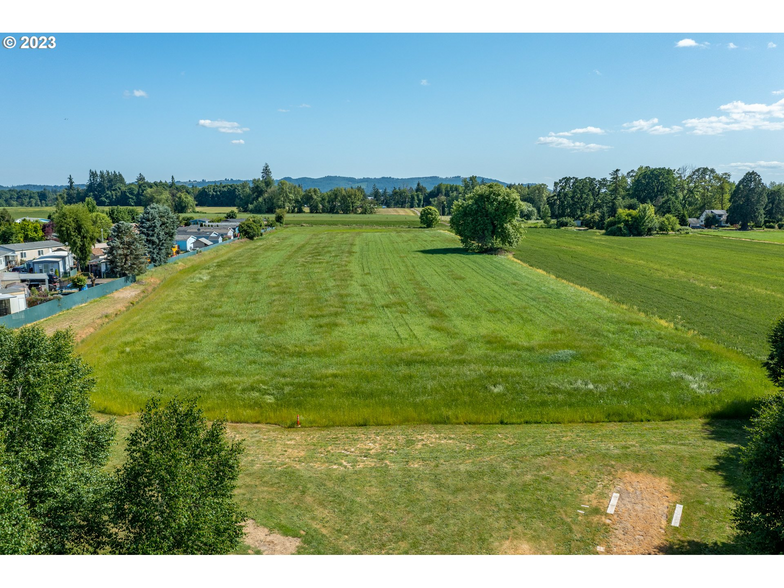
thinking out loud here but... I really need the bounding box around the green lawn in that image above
[79,226,770,425]
[280,213,421,227]
[105,415,748,554]
[514,228,784,359]
[4,206,56,220]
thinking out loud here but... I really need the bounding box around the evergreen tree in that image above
[138,204,178,266]
[106,222,148,277]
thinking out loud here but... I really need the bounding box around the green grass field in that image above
[515,228,784,359]
[104,415,748,554]
[700,228,784,243]
[78,226,771,425]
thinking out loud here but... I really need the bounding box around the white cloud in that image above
[769,42,777,49]
[420,79,429,86]
[728,43,738,50]
[683,98,784,135]
[773,90,784,95]
[198,119,250,134]
[676,38,699,48]
[536,136,611,152]
[593,70,602,76]
[278,109,290,112]
[298,104,311,108]
[551,126,606,137]
[622,118,682,134]
[231,139,245,145]
[124,89,148,98]
[727,161,784,170]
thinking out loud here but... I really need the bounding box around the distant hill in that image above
[278,176,509,191]
[4,175,534,193]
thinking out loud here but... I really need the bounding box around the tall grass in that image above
[79,227,772,425]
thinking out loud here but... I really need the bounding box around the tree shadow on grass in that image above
[417,247,473,255]
[664,417,752,554]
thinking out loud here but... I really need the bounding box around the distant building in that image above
[191,237,214,249]
[0,240,65,271]
[698,210,729,227]
[688,218,702,229]
[14,217,49,224]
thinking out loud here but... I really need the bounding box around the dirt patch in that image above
[242,519,301,555]
[604,472,675,555]
[498,537,540,555]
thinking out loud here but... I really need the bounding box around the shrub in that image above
[556,217,575,228]
[237,218,263,240]
[419,206,441,228]
[71,274,88,289]
[225,209,237,219]
[765,222,777,230]
[274,208,287,224]
[657,214,680,234]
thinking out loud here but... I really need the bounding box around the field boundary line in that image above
[506,254,698,336]
[695,232,784,246]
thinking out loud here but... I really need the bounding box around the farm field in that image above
[104,414,748,554]
[699,228,784,244]
[514,229,784,359]
[5,206,56,219]
[79,226,770,425]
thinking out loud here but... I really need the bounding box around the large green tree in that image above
[53,204,100,270]
[728,171,767,230]
[138,203,178,266]
[109,397,245,554]
[0,441,39,554]
[106,221,149,277]
[630,167,677,206]
[449,183,523,252]
[0,326,116,554]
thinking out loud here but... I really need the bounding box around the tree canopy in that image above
[138,204,178,266]
[53,204,100,269]
[728,171,767,230]
[449,183,523,252]
[106,221,148,277]
[419,206,440,228]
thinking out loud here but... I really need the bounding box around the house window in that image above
[38,250,44,256]
[20,252,26,259]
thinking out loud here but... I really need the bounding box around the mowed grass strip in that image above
[105,415,748,554]
[80,227,771,425]
[514,229,784,360]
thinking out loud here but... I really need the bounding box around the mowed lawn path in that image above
[514,229,784,359]
[80,227,770,425]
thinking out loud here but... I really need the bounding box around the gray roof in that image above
[704,210,727,215]
[0,240,63,252]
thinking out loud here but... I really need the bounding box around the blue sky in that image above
[1,33,782,186]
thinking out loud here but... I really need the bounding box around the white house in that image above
[175,234,197,252]
[0,283,28,316]
[698,210,729,227]
[0,240,65,271]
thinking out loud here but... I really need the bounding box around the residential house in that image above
[1,271,49,291]
[27,250,75,278]
[688,218,702,229]
[698,209,729,227]
[191,237,214,249]
[0,240,65,271]
[0,283,28,316]
[88,243,111,278]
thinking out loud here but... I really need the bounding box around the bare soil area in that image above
[242,519,301,555]
[604,472,676,555]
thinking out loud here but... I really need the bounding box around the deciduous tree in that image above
[728,171,767,230]
[449,183,523,252]
[109,397,244,555]
[419,206,440,228]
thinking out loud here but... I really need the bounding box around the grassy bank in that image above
[79,227,771,425]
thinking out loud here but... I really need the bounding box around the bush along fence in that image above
[0,232,262,330]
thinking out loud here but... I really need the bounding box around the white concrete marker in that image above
[581,505,590,509]
[577,510,585,514]
[606,493,620,514]
[671,504,683,527]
